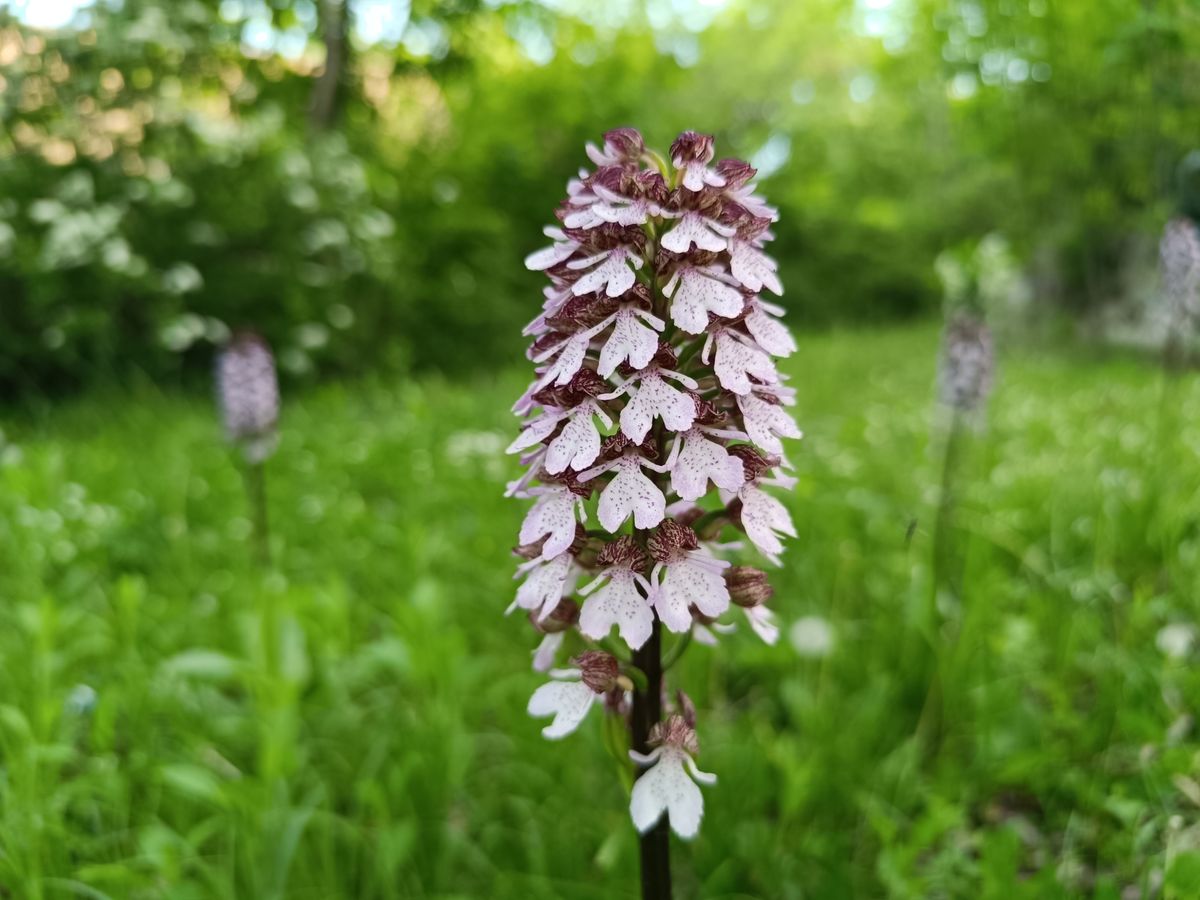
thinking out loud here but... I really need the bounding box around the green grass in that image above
[2,322,1200,898]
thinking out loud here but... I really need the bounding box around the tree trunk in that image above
[310,0,349,130]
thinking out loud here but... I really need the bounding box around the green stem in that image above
[243,459,271,567]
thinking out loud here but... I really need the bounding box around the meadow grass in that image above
[2,323,1200,898]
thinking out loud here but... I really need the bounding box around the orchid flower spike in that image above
[508,128,801,841]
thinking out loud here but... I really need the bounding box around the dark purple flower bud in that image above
[572,650,621,693]
[648,519,700,563]
[533,598,580,634]
[715,158,757,189]
[597,535,649,571]
[675,690,697,728]
[587,128,645,167]
[725,566,774,608]
[670,131,716,166]
[727,444,779,482]
[649,713,700,755]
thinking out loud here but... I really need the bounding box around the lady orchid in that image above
[507,129,800,895]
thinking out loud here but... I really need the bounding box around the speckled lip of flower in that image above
[215,330,280,463]
[507,128,801,840]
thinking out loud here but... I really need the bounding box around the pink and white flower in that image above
[511,552,573,620]
[647,522,731,633]
[508,130,803,842]
[737,390,802,455]
[597,306,665,377]
[528,652,619,739]
[742,604,780,644]
[738,481,796,561]
[578,539,656,650]
[586,128,645,168]
[670,131,725,193]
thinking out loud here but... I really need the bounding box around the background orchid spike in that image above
[938,313,995,415]
[507,128,800,853]
[215,331,280,464]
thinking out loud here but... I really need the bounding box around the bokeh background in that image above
[3,0,1200,897]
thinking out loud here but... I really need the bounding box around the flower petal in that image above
[745,302,796,357]
[662,555,730,624]
[713,331,777,395]
[620,373,696,443]
[660,212,731,254]
[527,679,597,739]
[579,569,654,650]
[739,484,796,556]
[519,487,579,559]
[598,457,667,532]
[545,402,605,474]
[671,429,746,501]
[532,632,564,672]
[598,309,662,377]
[737,392,802,455]
[514,553,572,619]
[729,238,782,295]
[667,267,746,335]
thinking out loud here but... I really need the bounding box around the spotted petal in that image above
[657,554,730,632]
[579,569,654,650]
[712,331,778,395]
[666,267,745,335]
[598,308,663,377]
[729,238,782,295]
[671,429,746,502]
[569,248,642,297]
[660,212,733,254]
[745,301,796,357]
[737,392,802,455]
[739,483,796,557]
[514,552,572,619]
[519,487,579,560]
[545,401,610,474]
[597,457,666,532]
[620,373,697,443]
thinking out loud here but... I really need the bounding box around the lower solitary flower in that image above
[629,715,716,839]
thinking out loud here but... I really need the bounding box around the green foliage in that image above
[3,1,1200,396]
[1,325,1198,895]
